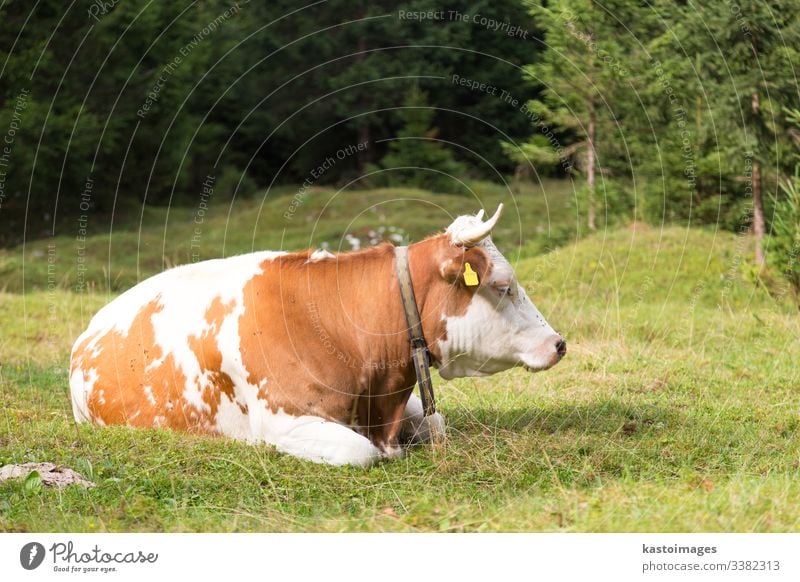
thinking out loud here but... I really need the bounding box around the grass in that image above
[0,179,576,294]
[1,182,799,532]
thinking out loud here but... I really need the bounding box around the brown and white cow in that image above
[69,205,565,466]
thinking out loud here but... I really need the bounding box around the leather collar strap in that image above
[394,246,436,417]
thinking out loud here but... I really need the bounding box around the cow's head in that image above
[427,204,565,379]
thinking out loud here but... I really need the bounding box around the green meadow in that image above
[1,182,799,532]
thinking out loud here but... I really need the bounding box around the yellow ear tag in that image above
[463,263,479,286]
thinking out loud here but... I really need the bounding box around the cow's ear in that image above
[439,246,491,288]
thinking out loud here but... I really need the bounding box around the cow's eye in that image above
[497,285,513,298]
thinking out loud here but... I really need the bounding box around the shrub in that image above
[767,171,800,304]
[215,165,259,200]
[374,85,467,195]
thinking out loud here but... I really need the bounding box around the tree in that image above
[374,84,466,193]
[662,0,800,264]
[510,0,640,231]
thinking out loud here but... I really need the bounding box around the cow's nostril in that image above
[555,338,567,358]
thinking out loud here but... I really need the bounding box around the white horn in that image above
[475,209,485,220]
[454,203,504,246]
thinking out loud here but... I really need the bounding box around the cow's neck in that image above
[406,235,460,363]
[298,243,421,382]
[352,237,455,447]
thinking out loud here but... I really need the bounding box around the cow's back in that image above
[69,251,285,436]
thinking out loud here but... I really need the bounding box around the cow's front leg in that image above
[273,415,382,467]
[399,394,445,444]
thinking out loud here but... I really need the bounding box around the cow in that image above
[69,205,565,466]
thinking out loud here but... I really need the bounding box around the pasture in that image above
[1,182,799,532]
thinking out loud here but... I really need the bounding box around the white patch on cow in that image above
[225,396,380,466]
[308,249,334,262]
[143,386,156,406]
[153,415,166,427]
[437,279,558,378]
[69,367,96,422]
[479,240,514,286]
[214,396,251,441]
[84,340,103,361]
[147,253,283,412]
[269,410,382,466]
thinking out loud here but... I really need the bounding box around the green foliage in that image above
[508,0,800,235]
[768,172,800,302]
[372,85,467,194]
[766,108,800,303]
[508,0,645,227]
[633,1,800,229]
[214,166,259,201]
[23,471,42,493]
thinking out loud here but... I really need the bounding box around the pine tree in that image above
[377,85,466,194]
[510,0,641,231]
[664,0,800,264]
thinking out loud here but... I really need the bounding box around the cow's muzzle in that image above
[521,335,566,372]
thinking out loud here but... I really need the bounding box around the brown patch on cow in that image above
[187,297,246,416]
[238,247,402,423]
[72,298,237,433]
[70,331,99,378]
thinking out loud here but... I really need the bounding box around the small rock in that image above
[0,463,95,488]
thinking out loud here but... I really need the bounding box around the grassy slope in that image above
[1,187,799,532]
[0,180,576,294]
